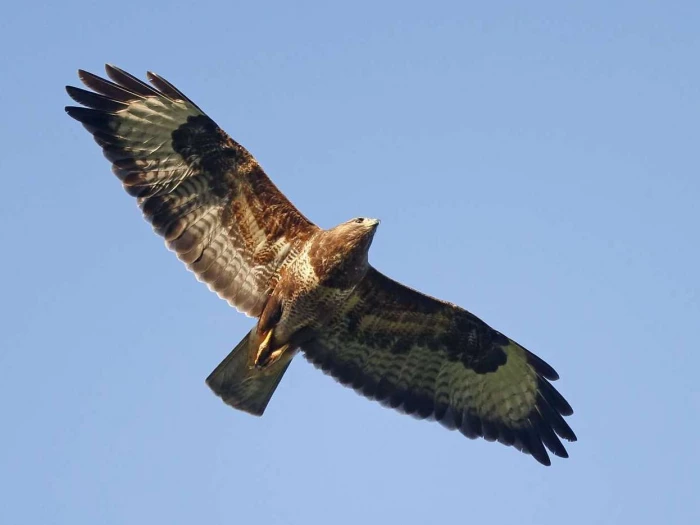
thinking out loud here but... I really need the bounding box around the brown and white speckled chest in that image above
[271,242,361,342]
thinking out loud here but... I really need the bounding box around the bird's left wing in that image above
[66,66,318,317]
[302,268,576,465]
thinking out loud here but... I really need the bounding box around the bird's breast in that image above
[271,250,358,341]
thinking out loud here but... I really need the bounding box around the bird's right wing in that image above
[66,65,318,316]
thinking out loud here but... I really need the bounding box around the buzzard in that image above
[66,65,576,466]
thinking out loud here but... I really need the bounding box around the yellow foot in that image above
[263,346,288,367]
[254,331,289,369]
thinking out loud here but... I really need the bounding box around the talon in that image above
[266,347,287,366]
[254,332,289,369]
[255,330,274,368]
[255,330,289,370]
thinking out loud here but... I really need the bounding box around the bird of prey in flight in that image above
[66,65,576,465]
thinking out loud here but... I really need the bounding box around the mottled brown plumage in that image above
[66,65,576,466]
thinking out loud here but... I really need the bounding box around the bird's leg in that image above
[260,346,289,368]
[254,330,289,369]
[254,330,273,368]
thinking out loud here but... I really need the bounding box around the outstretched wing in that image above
[302,268,576,465]
[66,65,318,316]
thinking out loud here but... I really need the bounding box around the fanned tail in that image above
[206,329,295,416]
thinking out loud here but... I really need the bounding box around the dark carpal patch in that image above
[465,345,507,374]
[171,115,240,191]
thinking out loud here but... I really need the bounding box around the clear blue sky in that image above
[2,1,698,523]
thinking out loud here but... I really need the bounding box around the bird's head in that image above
[308,217,380,288]
[336,217,380,252]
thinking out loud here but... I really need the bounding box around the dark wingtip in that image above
[105,64,160,97]
[146,71,160,84]
[65,85,129,112]
[104,64,128,84]
[65,105,85,120]
[526,350,560,381]
[536,417,569,459]
[524,427,552,466]
[537,455,552,467]
[75,68,143,102]
[539,376,574,417]
[146,70,201,108]
[65,105,101,122]
[536,455,552,467]
[104,63,119,76]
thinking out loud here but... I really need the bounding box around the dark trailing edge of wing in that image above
[303,339,576,466]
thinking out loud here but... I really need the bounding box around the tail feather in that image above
[206,329,295,416]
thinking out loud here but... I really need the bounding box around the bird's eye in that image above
[355,218,365,224]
